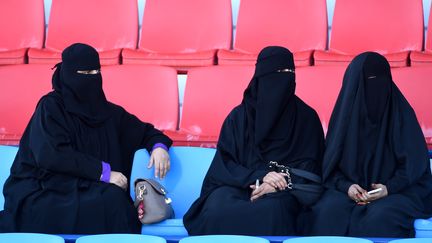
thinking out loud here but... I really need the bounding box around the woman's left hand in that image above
[147,147,170,179]
[250,182,276,201]
[366,183,388,202]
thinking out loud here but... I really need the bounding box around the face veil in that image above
[52,43,111,125]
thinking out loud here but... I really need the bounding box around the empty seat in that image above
[392,67,432,150]
[28,0,138,65]
[76,234,166,243]
[0,233,63,243]
[0,145,19,210]
[179,235,269,243]
[168,65,254,147]
[0,65,53,145]
[295,66,346,134]
[130,147,216,236]
[122,0,232,72]
[218,0,327,67]
[102,65,179,131]
[410,4,432,66]
[0,0,44,65]
[314,0,423,67]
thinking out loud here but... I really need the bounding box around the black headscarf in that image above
[242,46,296,151]
[323,52,431,194]
[52,43,111,125]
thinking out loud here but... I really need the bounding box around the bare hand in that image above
[348,184,368,202]
[147,147,170,179]
[263,171,288,190]
[110,171,127,190]
[366,183,388,202]
[250,182,277,201]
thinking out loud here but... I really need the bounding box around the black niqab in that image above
[52,43,110,125]
[323,52,431,194]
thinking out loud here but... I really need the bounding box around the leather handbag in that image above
[134,178,174,224]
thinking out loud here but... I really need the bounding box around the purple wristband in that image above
[100,161,111,183]
[152,143,168,152]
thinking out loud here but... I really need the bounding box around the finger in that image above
[267,174,283,189]
[147,154,154,169]
[158,159,164,179]
[166,158,171,172]
[162,159,168,179]
[250,185,256,190]
[154,157,160,178]
[252,186,263,197]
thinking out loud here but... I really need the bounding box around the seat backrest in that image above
[0,145,19,210]
[330,0,423,54]
[46,0,138,51]
[102,65,179,131]
[425,5,432,52]
[179,235,270,243]
[139,0,232,53]
[0,0,44,50]
[180,66,254,136]
[76,234,165,243]
[234,0,327,53]
[392,67,432,142]
[283,236,373,243]
[130,147,216,218]
[295,66,347,134]
[0,65,53,137]
[0,233,64,243]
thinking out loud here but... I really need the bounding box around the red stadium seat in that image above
[392,67,432,149]
[0,0,44,65]
[410,5,432,66]
[218,0,327,67]
[102,65,179,131]
[0,65,53,145]
[314,0,423,67]
[28,0,138,65]
[167,65,254,147]
[295,66,346,135]
[122,0,232,72]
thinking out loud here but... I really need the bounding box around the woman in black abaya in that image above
[307,52,432,237]
[0,43,172,234]
[183,46,325,235]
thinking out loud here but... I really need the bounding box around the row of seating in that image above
[3,233,431,243]
[1,146,431,241]
[0,64,431,150]
[2,0,432,69]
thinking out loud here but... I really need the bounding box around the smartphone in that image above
[367,188,382,195]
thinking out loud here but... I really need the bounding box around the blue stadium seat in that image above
[130,146,216,236]
[283,236,373,243]
[414,217,432,238]
[76,234,166,243]
[179,235,269,243]
[389,239,432,243]
[0,233,64,243]
[0,145,18,210]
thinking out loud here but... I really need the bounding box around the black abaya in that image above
[308,52,432,237]
[0,44,172,234]
[183,46,324,235]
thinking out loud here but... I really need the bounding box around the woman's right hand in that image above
[348,184,368,202]
[110,171,128,190]
[263,171,288,190]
